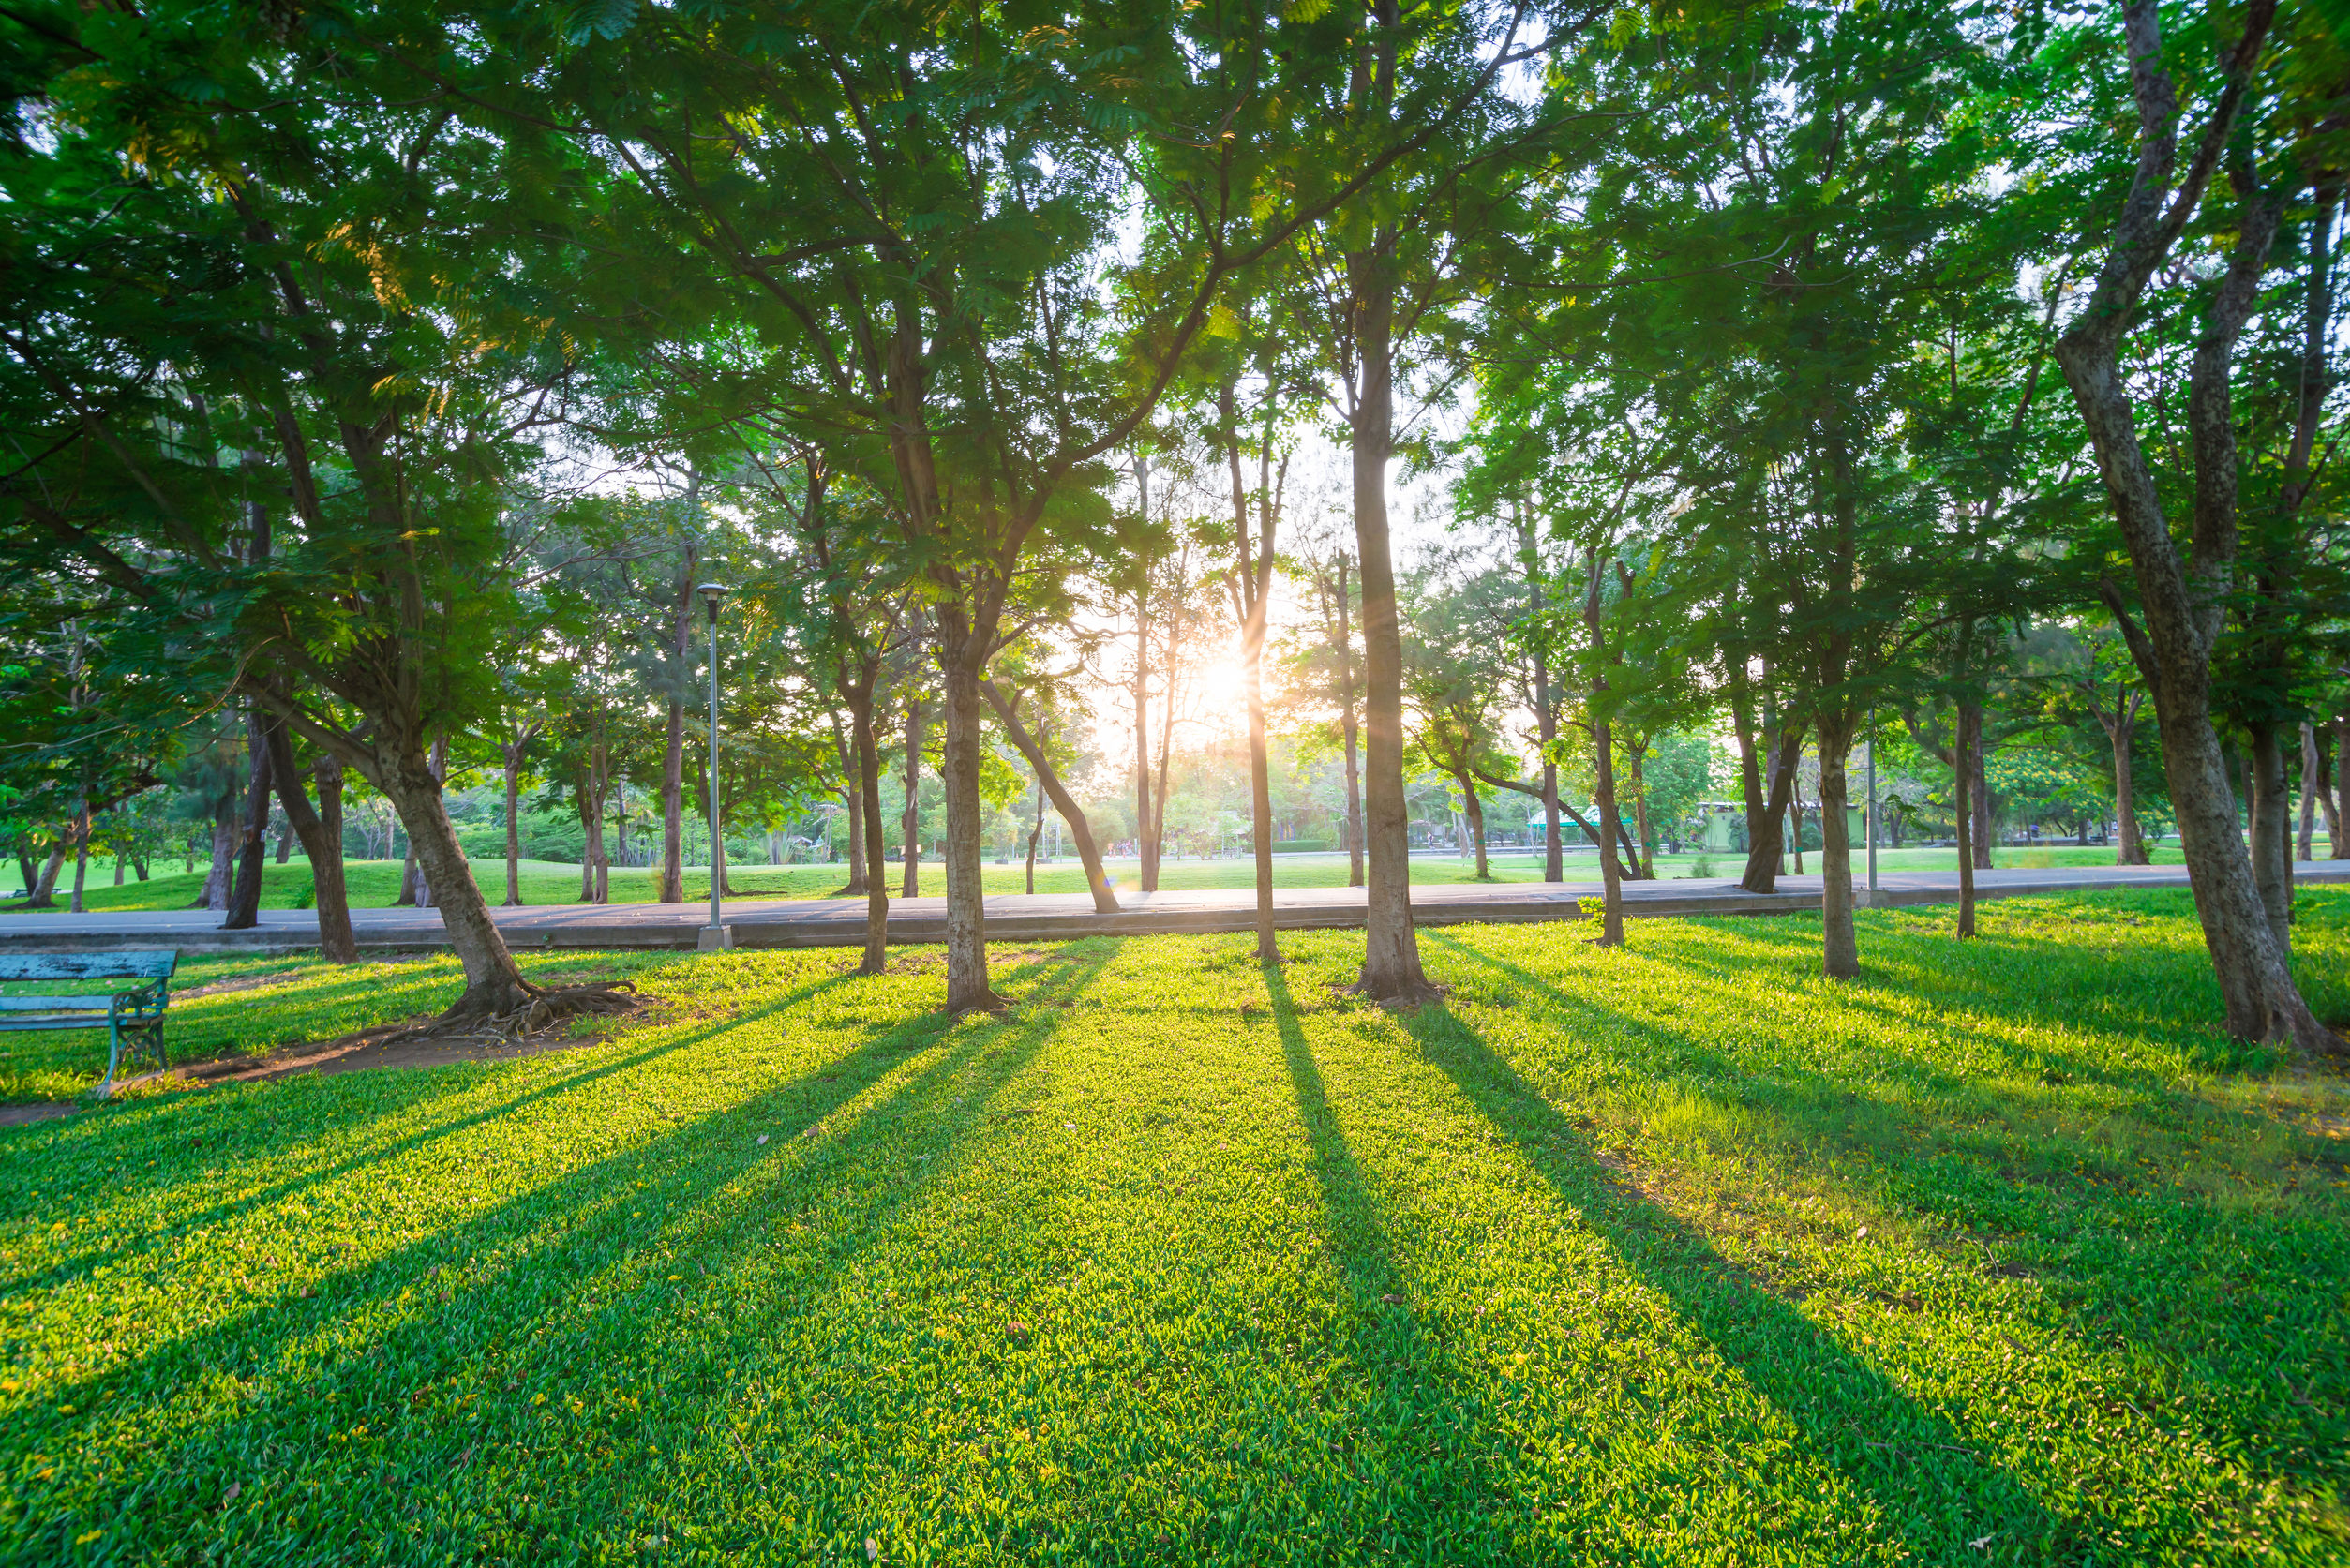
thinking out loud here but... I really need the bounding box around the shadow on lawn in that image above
[1264,967,1506,1538]
[0,964,867,1297]
[1402,996,2070,1561]
[1648,906,2270,1074]
[11,945,1115,1560]
[1417,929,2349,1554]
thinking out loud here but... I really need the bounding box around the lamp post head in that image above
[697,582,729,622]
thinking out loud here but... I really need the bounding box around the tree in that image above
[2044,0,2337,1050]
[4,6,631,1020]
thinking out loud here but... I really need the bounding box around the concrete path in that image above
[6,860,2346,953]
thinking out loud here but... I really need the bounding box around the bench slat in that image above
[0,951,177,982]
[0,1014,132,1030]
[0,994,130,1011]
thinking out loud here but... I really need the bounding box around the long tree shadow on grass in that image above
[1378,990,2070,1561]
[1422,931,2350,1521]
[0,964,871,1299]
[1639,903,2288,1075]
[9,946,1112,1561]
[1263,966,1513,1552]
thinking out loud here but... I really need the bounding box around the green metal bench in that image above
[0,951,177,1098]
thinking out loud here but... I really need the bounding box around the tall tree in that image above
[2045,0,2337,1049]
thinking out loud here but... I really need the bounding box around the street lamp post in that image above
[697,583,731,951]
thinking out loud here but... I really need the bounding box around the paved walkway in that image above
[6,860,2346,953]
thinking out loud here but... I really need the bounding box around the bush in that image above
[1270,838,1336,854]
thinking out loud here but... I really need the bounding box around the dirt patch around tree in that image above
[0,1013,629,1129]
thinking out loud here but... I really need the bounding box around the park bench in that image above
[0,951,177,1099]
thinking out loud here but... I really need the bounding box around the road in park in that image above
[7,860,2348,953]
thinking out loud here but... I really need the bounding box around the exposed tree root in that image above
[1346,978,1448,1010]
[381,979,642,1049]
[947,988,1011,1017]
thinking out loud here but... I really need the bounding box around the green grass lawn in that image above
[2,889,2346,1563]
[8,841,2196,916]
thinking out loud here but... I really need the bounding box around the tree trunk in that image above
[2112,694,2149,864]
[68,800,90,916]
[577,780,597,902]
[1462,781,1489,880]
[2297,722,2320,863]
[503,742,525,906]
[1347,250,1434,1003]
[1731,683,1765,867]
[1591,713,1625,948]
[587,798,606,903]
[374,744,536,1018]
[223,709,274,929]
[831,713,868,896]
[1342,691,1365,890]
[2052,77,2329,1047]
[852,686,890,975]
[1025,773,1045,895]
[197,791,236,910]
[1789,754,1805,875]
[2250,722,2293,949]
[1519,513,1564,882]
[844,784,867,894]
[396,842,422,906]
[2334,714,2350,859]
[1333,556,1366,890]
[1626,744,1656,880]
[1964,700,1993,870]
[1133,579,1160,895]
[1739,714,1804,894]
[274,822,292,863]
[264,719,357,963]
[982,680,1120,913]
[1954,701,1979,936]
[2322,721,2343,859]
[1584,546,1626,946]
[1818,714,1860,978]
[901,689,924,898]
[660,696,686,903]
[935,644,1003,1012]
[417,735,447,908]
[1240,556,1279,963]
[31,844,67,909]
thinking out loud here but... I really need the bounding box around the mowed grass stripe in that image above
[1,892,2344,1564]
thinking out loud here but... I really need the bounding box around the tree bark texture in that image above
[502,736,529,907]
[1739,714,1804,894]
[2297,723,2319,863]
[936,646,1003,1012]
[850,687,890,976]
[2107,691,2149,864]
[901,690,924,898]
[1954,702,1979,937]
[1347,251,1434,1002]
[1222,381,1281,963]
[1818,716,1860,978]
[2250,722,2292,948]
[264,719,357,963]
[1963,701,1992,870]
[223,708,274,930]
[2049,8,2327,1046]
